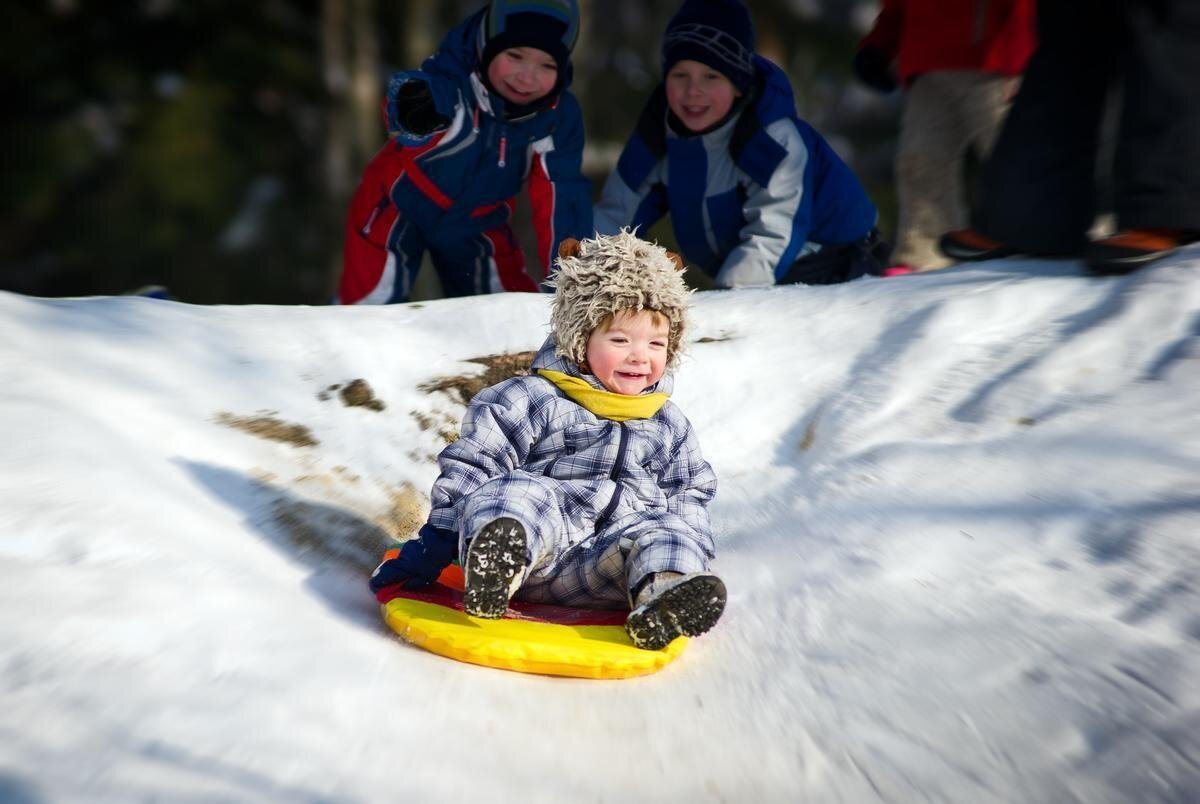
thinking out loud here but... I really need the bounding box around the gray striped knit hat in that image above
[662,0,757,94]
[477,0,581,76]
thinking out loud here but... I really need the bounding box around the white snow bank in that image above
[1,251,1198,802]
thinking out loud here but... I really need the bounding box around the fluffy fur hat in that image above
[548,229,691,369]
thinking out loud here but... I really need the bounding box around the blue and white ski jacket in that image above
[595,56,878,288]
[388,337,718,591]
[374,10,591,278]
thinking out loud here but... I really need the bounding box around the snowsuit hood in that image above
[750,55,799,127]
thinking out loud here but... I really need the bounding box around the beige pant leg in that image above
[893,72,1018,271]
[959,73,1020,162]
[892,74,967,270]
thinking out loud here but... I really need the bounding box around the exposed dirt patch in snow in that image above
[216,411,318,447]
[270,481,429,571]
[318,378,386,411]
[419,351,536,405]
[378,482,429,541]
[410,409,459,444]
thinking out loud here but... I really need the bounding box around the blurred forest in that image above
[0,0,898,305]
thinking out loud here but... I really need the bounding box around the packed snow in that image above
[1,252,1199,803]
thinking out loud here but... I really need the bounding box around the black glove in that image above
[853,47,898,93]
[388,80,449,136]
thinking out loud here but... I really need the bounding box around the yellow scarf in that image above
[537,369,669,421]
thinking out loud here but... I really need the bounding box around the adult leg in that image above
[1086,0,1200,272]
[974,0,1122,254]
[892,73,972,271]
[1113,0,1200,231]
[962,74,1020,175]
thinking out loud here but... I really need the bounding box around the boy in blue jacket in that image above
[338,0,593,304]
[595,0,883,287]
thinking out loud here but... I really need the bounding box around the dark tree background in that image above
[0,0,897,305]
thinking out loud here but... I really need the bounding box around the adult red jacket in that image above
[859,0,1037,85]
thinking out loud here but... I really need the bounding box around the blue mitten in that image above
[368,524,457,593]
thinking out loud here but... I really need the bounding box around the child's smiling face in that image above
[584,310,670,396]
[665,59,742,133]
[486,46,558,106]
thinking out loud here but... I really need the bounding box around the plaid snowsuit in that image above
[377,337,717,608]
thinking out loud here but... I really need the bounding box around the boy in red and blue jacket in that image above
[338,0,592,304]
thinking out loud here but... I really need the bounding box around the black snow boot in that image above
[463,517,529,619]
[1085,228,1198,275]
[625,572,727,651]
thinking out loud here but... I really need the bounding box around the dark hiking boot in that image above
[939,228,1019,261]
[1086,228,1198,275]
[625,572,727,651]
[463,517,528,619]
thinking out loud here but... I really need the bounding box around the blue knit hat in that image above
[477,0,581,76]
[662,0,757,95]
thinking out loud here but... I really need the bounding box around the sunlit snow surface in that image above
[1,252,1199,803]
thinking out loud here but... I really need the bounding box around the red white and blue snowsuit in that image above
[338,11,593,304]
[370,338,718,608]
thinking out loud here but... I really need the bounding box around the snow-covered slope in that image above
[1,252,1198,803]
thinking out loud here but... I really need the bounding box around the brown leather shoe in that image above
[938,228,1018,261]
[1086,228,1198,275]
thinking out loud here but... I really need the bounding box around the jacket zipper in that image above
[360,194,390,235]
[594,422,628,530]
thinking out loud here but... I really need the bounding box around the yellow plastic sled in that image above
[377,565,687,679]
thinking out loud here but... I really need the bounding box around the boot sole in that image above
[625,573,727,651]
[1086,249,1173,275]
[938,234,1018,262]
[463,517,528,619]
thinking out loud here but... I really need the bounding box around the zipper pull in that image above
[498,134,507,168]
[360,194,389,235]
[472,106,480,134]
